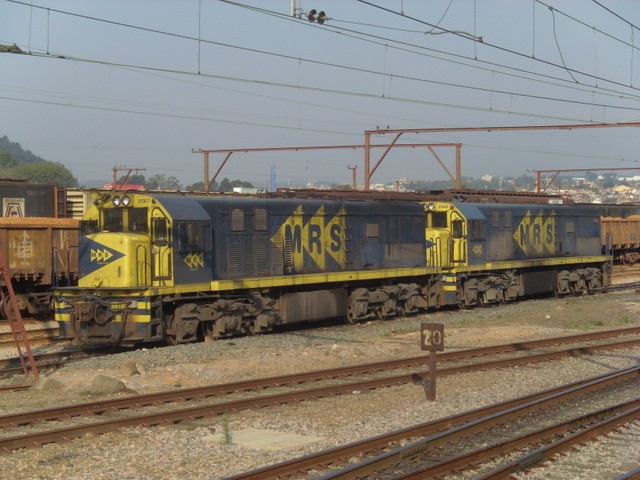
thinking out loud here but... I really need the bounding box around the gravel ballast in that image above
[1,291,638,479]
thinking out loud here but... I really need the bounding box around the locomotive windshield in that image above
[430,212,447,228]
[102,207,149,233]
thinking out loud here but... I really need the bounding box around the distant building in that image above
[233,187,260,194]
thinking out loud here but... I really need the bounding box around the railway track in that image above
[0,328,637,452]
[0,324,61,348]
[0,324,637,379]
[0,349,98,379]
[229,368,639,479]
[276,367,640,480]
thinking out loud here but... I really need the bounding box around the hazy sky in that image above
[1,0,639,189]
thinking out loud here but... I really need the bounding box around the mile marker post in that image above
[420,322,444,401]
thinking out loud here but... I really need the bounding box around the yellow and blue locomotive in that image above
[54,192,439,345]
[54,191,611,346]
[425,201,611,307]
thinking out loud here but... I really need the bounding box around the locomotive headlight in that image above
[112,196,121,206]
[122,195,131,206]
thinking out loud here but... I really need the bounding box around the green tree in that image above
[186,181,206,191]
[117,173,146,186]
[513,175,535,190]
[0,150,16,169]
[216,178,254,192]
[146,174,182,190]
[12,161,78,187]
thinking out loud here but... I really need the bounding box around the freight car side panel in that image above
[601,216,640,248]
[0,218,79,286]
[0,182,60,218]
[601,215,640,263]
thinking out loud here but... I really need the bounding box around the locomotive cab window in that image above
[177,222,207,252]
[152,218,169,245]
[471,220,486,240]
[103,208,123,232]
[81,220,98,235]
[128,208,148,232]
[430,212,447,228]
[452,219,464,239]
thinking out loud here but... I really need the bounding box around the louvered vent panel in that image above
[227,238,242,276]
[255,236,268,275]
[243,237,256,276]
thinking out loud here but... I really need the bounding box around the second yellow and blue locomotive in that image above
[54,191,611,346]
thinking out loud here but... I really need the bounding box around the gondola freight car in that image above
[601,215,640,264]
[0,217,79,316]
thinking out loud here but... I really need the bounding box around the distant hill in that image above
[0,135,45,165]
[0,135,78,187]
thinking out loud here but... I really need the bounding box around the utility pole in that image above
[112,166,146,190]
[348,165,357,190]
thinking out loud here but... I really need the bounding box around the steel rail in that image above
[0,341,637,452]
[612,466,640,480]
[0,318,637,379]
[474,404,640,480]
[1,323,637,379]
[0,326,61,347]
[227,368,639,479]
[0,333,637,428]
[316,368,639,479]
[0,349,95,377]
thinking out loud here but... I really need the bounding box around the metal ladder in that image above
[0,249,39,380]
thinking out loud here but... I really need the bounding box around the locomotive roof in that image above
[149,193,424,221]
[453,201,602,219]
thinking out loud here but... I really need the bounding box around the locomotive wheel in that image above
[0,292,18,319]
[346,304,360,324]
[477,294,486,307]
[244,320,259,336]
[165,313,179,346]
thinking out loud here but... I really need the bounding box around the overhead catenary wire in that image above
[1,0,637,179]
[354,0,640,92]
[219,0,640,102]
[6,40,637,115]
[591,0,639,31]
[3,50,637,126]
[535,0,639,51]
[5,0,640,105]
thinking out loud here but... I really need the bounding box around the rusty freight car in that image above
[601,215,640,264]
[0,217,79,316]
